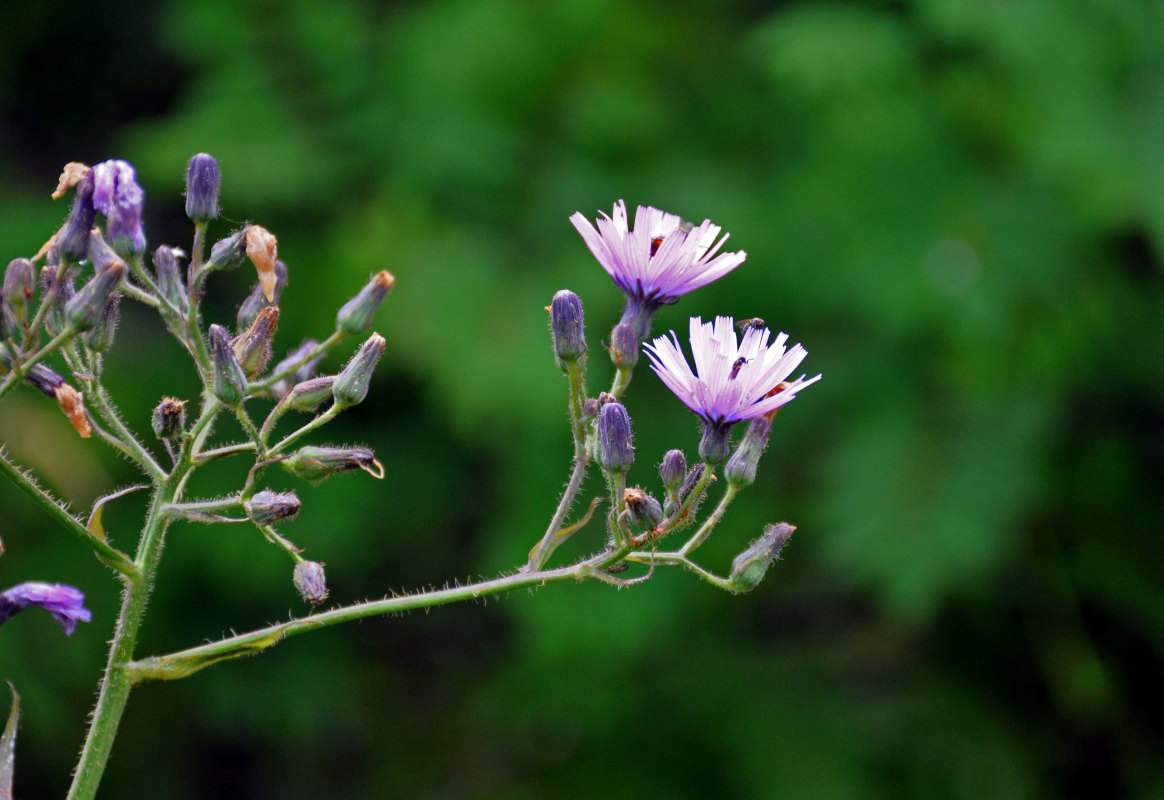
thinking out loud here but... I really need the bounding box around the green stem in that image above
[0,329,74,400]
[270,405,339,454]
[679,483,739,556]
[250,331,344,391]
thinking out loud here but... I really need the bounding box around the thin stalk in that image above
[270,405,339,454]
[250,331,344,391]
[679,484,739,556]
[0,329,74,400]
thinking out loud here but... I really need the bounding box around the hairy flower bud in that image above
[336,271,395,336]
[285,375,336,412]
[41,263,74,335]
[623,487,663,530]
[209,323,248,406]
[24,363,64,397]
[724,415,773,488]
[185,153,221,222]
[549,289,586,368]
[82,292,120,352]
[57,172,96,265]
[280,445,384,483]
[151,397,187,441]
[245,489,301,526]
[332,334,385,410]
[231,306,279,378]
[609,322,638,369]
[597,401,634,473]
[659,449,687,496]
[153,246,189,315]
[65,260,123,333]
[3,258,35,336]
[698,420,733,465]
[86,229,124,274]
[292,561,328,605]
[237,260,287,331]
[208,228,248,271]
[729,523,795,593]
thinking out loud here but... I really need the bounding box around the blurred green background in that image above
[1,0,1163,797]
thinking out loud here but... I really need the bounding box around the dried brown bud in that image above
[52,162,91,200]
[54,384,91,438]
[245,225,279,302]
[231,305,279,378]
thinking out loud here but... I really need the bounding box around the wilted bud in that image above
[609,322,638,369]
[57,172,96,265]
[659,449,687,495]
[729,523,795,593]
[54,383,90,438]
[624,487,663,530]
[280,444,384,484]
[285,375,336,412]
[153,246,189,315]
[0,581,92,635]
[209,323,248,406]
[3,258,36,335]
[244,489,301,526]
[231,306,279,378]
[292,561,328,606]
[698,420,733,465]
[245,226,279,302]
[185,153,221,222]
[336,271,395,336]
[65,260,123,333]
[236,260,287,331]
[151,397,187,441]
[332,333,385,410]
[82,292,121,352]
[597,401,634,473]
[208,228,248,271]
[92,159,145,257]
[549,290,586,368]
[724,415,773,488]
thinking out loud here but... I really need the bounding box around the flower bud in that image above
[185,153,221,222]
[151,397,187,441]
[609,322,638,369]
[236,260,287,331]
[332,333,385,409]
[231,305,279,378]
[24,363,64,397]
[729,523,795,593]
[270,340,322,396]
[549,290,586,367]
[244,489,301,526]
[209,323,248,406]
[581,397,601,420]
[57,172,96,265]
[336,271,395,336]
[92,159,145,257]
[153,245,189,315]
[3,258,35,335]
[724,415,772,488]
[292,561,328,605]
[280,444,384,483]
[208,228,248,271]
[82,291,120,352]
[659,449,687,495]
[40,263,73,335]
[698,420,733,465]
[65,260,123,333]
[597,401,634,473]
[623,487,663,530]
[86,229,124,274]
[285,375,336,412]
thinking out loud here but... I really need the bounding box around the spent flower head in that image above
[91,160,145,256]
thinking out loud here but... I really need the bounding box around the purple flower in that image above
[92,160,145,256]
[0,582,92,635]
[645,315,821,426]
[570,201,746,338]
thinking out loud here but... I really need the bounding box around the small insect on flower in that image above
[736,318,766,333]
[729,357,748,380]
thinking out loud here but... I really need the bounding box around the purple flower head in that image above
[0,582,92,635]
[570,201,746,338]
[92,160,145,256]
[645,316,821,427]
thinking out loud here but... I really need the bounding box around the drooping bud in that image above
[244,489,301,526]
[336,271,395,336]
[151,397,187,441]
[285,375,337,412]
[231,306,279,378]
[185,153,221,222]
[623,487,663,530]
[3,258,36,336]
[57,171,96,265]
[153,246,189,315]
[236,260,287,331]
[724,415,773,488]
[208,228,248,271]
[332,333,385,410]
[280,444,384,484]
[82,292,121,352]
[292,561,328,605]
[597,401,634,473]
[209,323,248,406]
[65,260,124,333]
[608,322,638,369]
[91,159,145,257]
[659,449,687,495]
[245,225,279,302]
[729,523,795,593]
[697,420,733,465]
[549,289,586,368]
